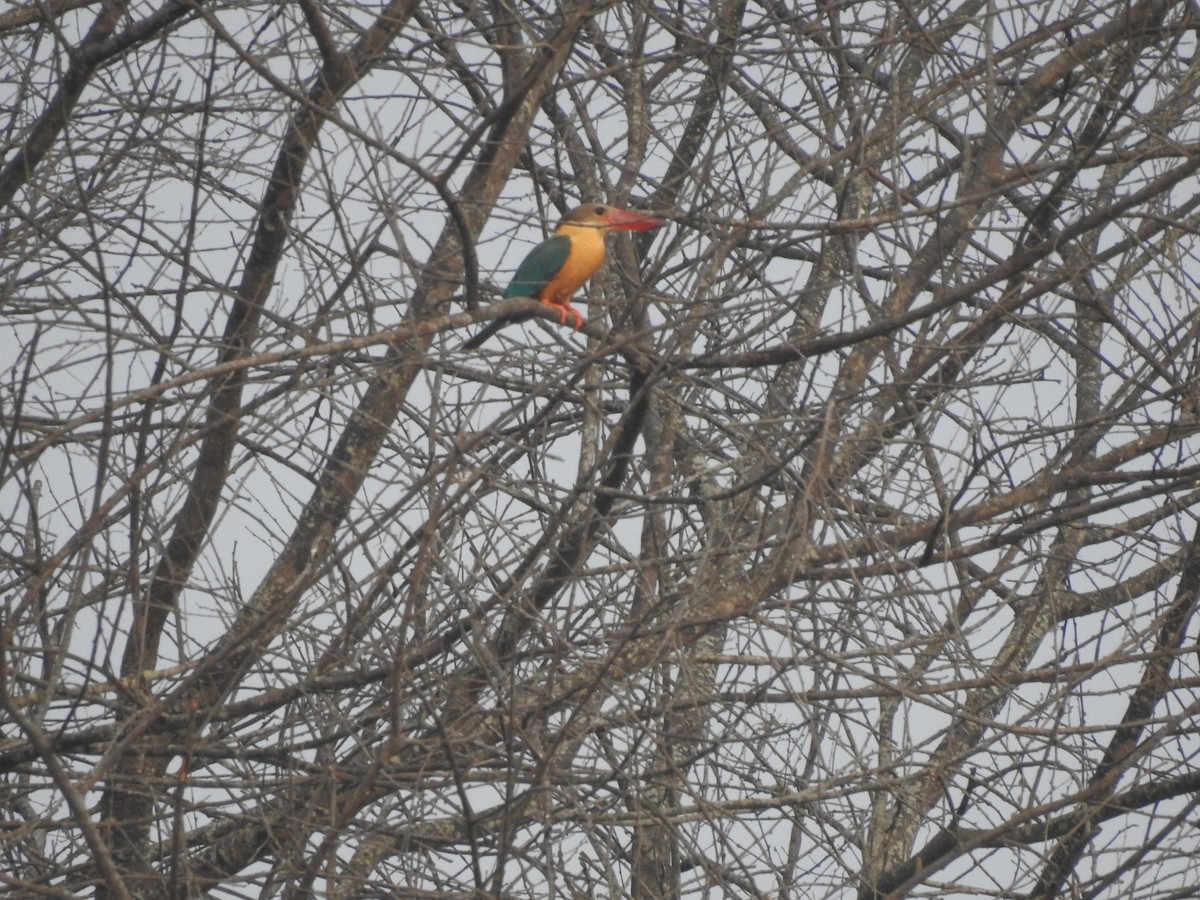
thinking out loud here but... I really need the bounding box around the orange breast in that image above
[541,224,607,304]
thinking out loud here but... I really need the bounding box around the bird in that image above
[461,203,666,349]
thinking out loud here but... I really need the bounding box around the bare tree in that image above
[3,0,1200,897]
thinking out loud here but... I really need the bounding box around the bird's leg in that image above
[562,304,585,331]
[544,297,585,331]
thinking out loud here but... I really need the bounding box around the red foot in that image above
[545,301,585,331]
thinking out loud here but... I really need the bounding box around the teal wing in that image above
[461,235,572,350]
[505,235,571,300]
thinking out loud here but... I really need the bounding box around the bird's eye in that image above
[594,205,606,216]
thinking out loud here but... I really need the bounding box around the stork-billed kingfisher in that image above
[461,204,666,349]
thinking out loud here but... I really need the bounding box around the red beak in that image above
[601,207,667,232]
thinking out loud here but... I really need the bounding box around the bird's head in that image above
[560,204,666,232]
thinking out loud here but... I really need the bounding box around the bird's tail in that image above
[460,318,507,350]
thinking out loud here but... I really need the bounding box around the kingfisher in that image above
[461,204,666,349]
